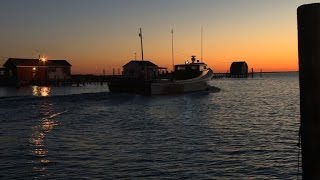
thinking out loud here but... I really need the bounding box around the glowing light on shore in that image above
[41,57,47,62]
[39,56,47,63]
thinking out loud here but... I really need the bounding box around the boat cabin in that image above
[174,56,208,80]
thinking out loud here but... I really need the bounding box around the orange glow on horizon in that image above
[70,56,298,75]
[1,1,312,75]
[68,31,299,74]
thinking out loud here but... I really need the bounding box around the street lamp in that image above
[40,56,47,63]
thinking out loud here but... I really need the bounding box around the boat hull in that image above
[107,69,213,95]
[107,79,152,95]
[151,69,213,95]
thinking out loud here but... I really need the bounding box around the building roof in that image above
[123,60,158,68]
[230,61,248,69]
[231,61,247,66]
[3,58,71,67]
[230,61,248,75]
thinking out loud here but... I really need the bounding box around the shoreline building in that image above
[0,68,5,85]
[3,58,72,85]
[230,61,249,78]
[123,60,159,80]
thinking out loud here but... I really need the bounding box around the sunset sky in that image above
[0,0,316,74]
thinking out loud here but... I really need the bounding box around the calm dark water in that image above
[0,72,301,179]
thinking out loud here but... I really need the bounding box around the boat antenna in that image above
[171,28,175,71]
[201,26,203,62]
[139,28,144,61]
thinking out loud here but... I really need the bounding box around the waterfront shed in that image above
[123,60,159,80]
[0,68,5,76]
[3,58,72,84]
[230,61,248,77]
[0,68,5,84]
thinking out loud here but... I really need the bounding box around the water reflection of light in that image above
[30,118,57,163]
[31,120,57,157]
[29,102,61,178]
[32,86,51,97]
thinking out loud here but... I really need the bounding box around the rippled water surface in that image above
[0,73,300,179]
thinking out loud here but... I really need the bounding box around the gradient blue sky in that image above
[0,0,317,74]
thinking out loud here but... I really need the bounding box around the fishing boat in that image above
[107,55,213,95]
[151,56,213,95]
[107,28,214,95]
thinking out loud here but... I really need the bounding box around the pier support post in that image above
[298,3,320,179]
[251,68,254,78]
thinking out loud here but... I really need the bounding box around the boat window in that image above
[191,66,198,70]
[177,66,186,70]
[204,66,207,69]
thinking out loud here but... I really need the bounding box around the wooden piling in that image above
[251,68,254,78]
[298,3,320,179]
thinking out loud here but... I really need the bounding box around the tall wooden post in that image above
[251,68,254,78]
[298,3,320,179]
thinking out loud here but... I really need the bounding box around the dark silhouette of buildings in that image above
[123,60,159,80]
[230,61,248,77]
[3,58,71,85]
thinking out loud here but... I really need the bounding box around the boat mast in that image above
[139,28,144,61]
[171,29,175,71]
[201,26,203,62]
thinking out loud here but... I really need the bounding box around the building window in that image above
[48,68,56,73]
[62,68,69,74]
[190,66,198,70]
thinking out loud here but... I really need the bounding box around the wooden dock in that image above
[212,73,250,78]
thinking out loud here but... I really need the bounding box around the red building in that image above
[3,58,72,85]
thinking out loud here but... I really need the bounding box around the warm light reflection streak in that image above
[32,86,51,97]
[29,103,67,177]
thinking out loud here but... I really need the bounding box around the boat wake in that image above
[208,85,221,93]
